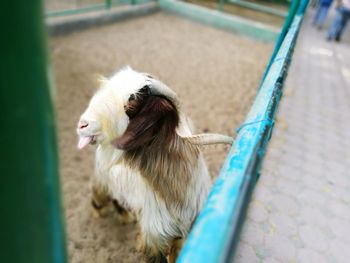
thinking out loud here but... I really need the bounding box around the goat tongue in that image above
[78,136,92,149]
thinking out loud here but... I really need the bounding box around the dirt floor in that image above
[49,12,272,263]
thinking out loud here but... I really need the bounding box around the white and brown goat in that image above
[76,67,233,263]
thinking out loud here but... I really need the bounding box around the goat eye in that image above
[128,94,135,101]
[125,96,139,118]
[139,85,150,95]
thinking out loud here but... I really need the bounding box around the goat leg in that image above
[112,199,136,224]
[167,238,184,263]
[137,233,168,263]
[91,184,112,218]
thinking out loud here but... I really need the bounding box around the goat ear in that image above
[113,96,179,151]
[124,86,151,118]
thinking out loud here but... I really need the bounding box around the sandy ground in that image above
[49,12,272,263]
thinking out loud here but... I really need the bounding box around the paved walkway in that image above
[234,7,350,263]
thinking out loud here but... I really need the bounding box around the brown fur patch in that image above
[144,249,168,263]
[113,91,199,209]
[137,232,168,263]
[168,238,184,263]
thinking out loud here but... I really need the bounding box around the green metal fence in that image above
[45,0,289,25]
[45,0,152,17]
[2,0,307,262]
[160,0,281,42]
[177,0,309,261]
[226,0,288,17]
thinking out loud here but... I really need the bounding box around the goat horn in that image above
[183,133,234,145]
[145,77,181,107]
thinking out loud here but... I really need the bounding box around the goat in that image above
[76,67,233,263]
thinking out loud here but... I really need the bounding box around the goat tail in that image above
[183,133,234,146]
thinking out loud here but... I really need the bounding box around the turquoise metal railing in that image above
[2,0,308,262]
[226,0,288,17]
[218,0,289,17]
[45,0,288,20]
[177,0,309,262]
[159,0,280,42]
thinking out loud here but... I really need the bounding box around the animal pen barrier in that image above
[0,0,308,262]
[44,0,288,18]
[45,0,155,17]
[224,0,288,17]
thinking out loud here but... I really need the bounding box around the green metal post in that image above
[0,1,67,263]
[218,0,226,11]
[46,3,107,17]
[262,0,299,81]
[106,0,112,9]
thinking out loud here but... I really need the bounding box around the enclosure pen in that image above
[177,0,308,262]
[46,0,153,17]
[1,0,309,262]
[225,0,288,17]
[159,0,280,42]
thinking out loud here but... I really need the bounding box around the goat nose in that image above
[78,120,89,129]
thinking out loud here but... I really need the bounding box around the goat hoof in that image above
[114,211,136,224]
[90,200,113,218]
[112,200,136,224]
[91,206,112,218]
[136,233,145,252]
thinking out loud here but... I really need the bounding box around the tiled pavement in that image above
[234,7,350,263]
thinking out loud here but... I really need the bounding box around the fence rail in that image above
[226,0,288,17]
[177,0,309,262]
[45,0,289,20]
[3,0,309,262]
[45,0,153,17]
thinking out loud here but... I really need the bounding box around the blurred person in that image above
[313,0,334,29]
[327,0,350,41]
[311,0,319,8]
